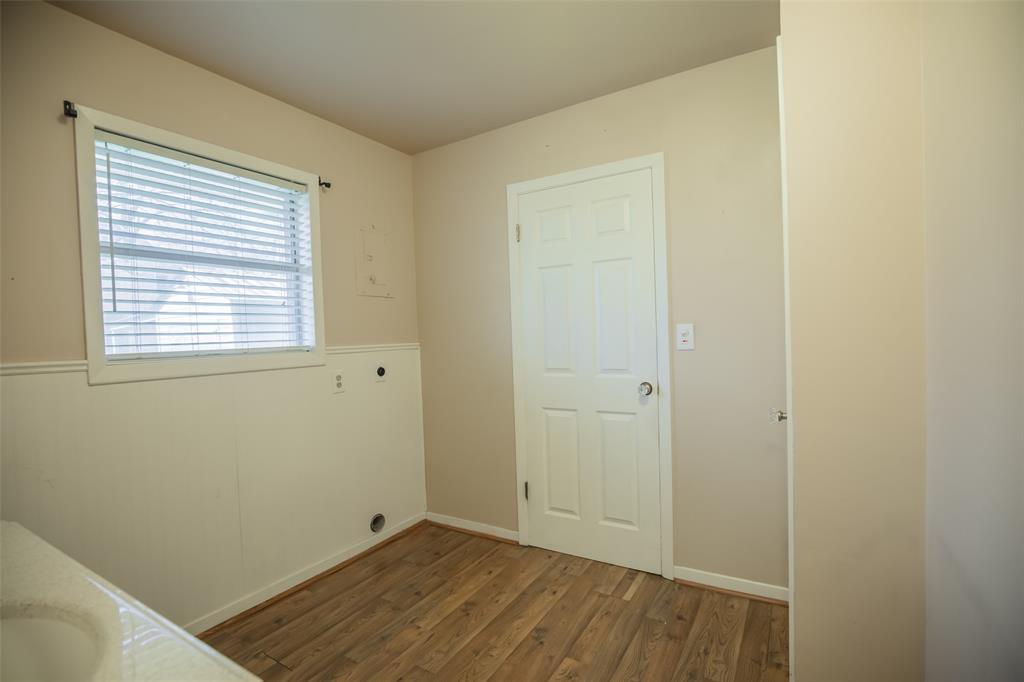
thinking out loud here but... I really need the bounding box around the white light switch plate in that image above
[676,323,695,351]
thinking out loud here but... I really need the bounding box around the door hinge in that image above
[524,481,529,500]
[515,224,521,243]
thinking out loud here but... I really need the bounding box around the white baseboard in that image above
[425,512,519,543]
[674,565,788,603]
[184,511,427,634]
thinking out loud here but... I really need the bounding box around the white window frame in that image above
[73,106,327,384]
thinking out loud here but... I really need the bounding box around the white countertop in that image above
[1,521,258,681]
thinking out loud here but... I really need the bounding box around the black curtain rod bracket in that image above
[63,100,78,118]
[318,176,332,190]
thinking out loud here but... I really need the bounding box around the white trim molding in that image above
[425,512,519,543]
[0,360,90,376]
[505,153,674,579]
[674,565,789,603]
[185,511,427,634]
[777,34,796,680]
[0,343,421,377]
[326,343,420,355]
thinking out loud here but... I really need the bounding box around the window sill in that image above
[86,348,327,385]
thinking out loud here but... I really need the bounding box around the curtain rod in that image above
[62,100,332,191]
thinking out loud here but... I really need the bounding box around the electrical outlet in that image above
[332,371,345,394]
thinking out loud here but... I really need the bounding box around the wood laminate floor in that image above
[202,523,789,682]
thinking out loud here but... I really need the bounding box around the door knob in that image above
[638,381,654,396]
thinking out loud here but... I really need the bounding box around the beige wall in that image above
[1,1,418,363]
[414,48,788,586]
[923,3,1024,680]
[780,2,927,679]
[1,1,427,633]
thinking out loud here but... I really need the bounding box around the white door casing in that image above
[507,154,672,577]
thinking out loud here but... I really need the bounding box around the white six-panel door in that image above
[513,165,663,573]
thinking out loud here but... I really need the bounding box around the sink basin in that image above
[1,607,100,682]
[1,522,257,681]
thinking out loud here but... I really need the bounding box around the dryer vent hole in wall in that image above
[370,513,386,533]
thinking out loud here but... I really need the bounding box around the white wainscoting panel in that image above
[0,345,426,633]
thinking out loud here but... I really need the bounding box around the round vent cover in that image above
[370,513,386,533]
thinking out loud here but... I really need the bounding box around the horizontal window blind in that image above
[93,130,316,359]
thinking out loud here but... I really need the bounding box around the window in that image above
[75,108,325,383]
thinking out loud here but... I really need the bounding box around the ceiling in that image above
[56,1,780,154]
